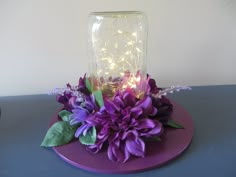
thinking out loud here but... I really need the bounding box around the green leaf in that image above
[85,77,92,93]
[58,110,72,122]
[166,119,184,129]
[93,90,104,107]
[144,136,162,142]
[41,121,76,147]
[79,126,96,145]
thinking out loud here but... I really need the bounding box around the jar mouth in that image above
[89,11,145,17]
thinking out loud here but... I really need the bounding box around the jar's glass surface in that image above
[88,11,148,97]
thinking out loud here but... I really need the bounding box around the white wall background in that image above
[0,0,235,96]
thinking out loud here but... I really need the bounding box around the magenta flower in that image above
[83,90,163,163]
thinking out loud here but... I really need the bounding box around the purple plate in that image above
[49,100,194,174]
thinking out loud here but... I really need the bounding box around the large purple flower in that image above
[84,90,163,163]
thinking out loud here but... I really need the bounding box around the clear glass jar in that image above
[88,11,148,97]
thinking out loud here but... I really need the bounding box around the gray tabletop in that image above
[0,85,236,177]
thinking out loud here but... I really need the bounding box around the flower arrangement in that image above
[41,74,190,163]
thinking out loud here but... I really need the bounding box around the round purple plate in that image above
[50,101,194,174]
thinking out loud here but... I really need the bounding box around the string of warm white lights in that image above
[92,29,145,90]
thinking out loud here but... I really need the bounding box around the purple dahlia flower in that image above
[83,90,163,163]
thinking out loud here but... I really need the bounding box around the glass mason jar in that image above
[88,11,148,97]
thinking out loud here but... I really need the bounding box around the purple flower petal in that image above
[97,126,109,140]
[104,98,120,113]
[72,107,89,115]
[83,100,95,113]
[126,137,145,157]
[78,74,90,95]
[75,124,91,138]
[150,107,158,116]
[70,108,89,125]
[140,120,163,137]
[70,118,81,125]
[87,141,104,153]
[69,96,82,109]
[136,119,156,130]
[56,94,69,105]
[107,140,130,163]
[107,143,116,162]
[130,107,143,118]
[108,132,120,143]
[122,130,138,140]
[135,96,156,116]
[123,91,136,106]
[114,95,125,108]
[144,126,162,136]
[79,76,85,87]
